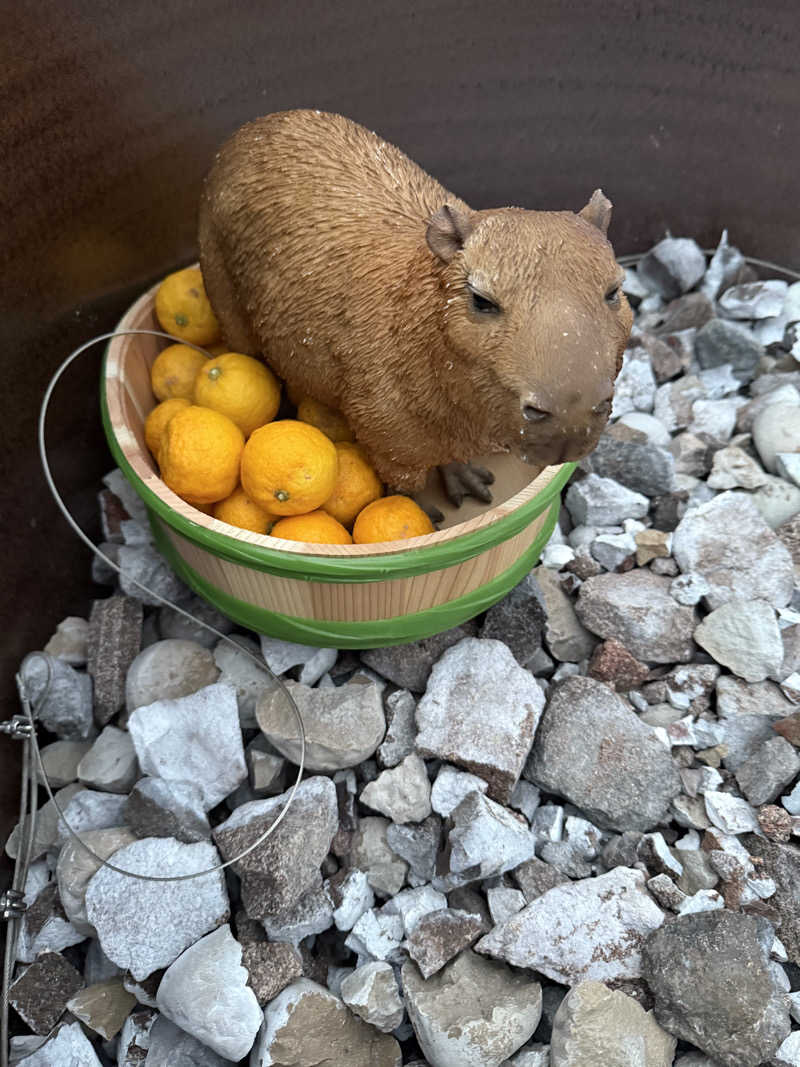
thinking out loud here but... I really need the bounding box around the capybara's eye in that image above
[605,284,621,305]
[469,287,501,314]
[523,405,550,422]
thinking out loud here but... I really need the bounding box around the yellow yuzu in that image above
[322,443,383,527]
[214,486,276,534]
[352,495,435,544]
[158,405,244,504]
[270,511,352,545]
[154,266,220,346]
[193,352,281,437]
[297,396,354,443]
[150,344,209,401]
[240,419,338,516]
[144,397,191,458]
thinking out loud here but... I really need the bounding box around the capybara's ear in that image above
[426,204,475,263]
[578,189,613,235]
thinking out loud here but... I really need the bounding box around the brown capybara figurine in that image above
[198,109,633,500]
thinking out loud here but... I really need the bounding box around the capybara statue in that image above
[198,109,633,499]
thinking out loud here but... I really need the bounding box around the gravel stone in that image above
[250,978,401,1066]
[158,595,234,648]
[565,474,649,527]
[654,375,706,432]
[402,950,542,1067]
[416,637,544,803]
[8,951,85,1034]
[360,624,477,693]
[213,776,337,919]
[240,941,303,1006]
[344,906,404,961]
[44,616,89,666]
[340,961,404,1032]
[487,886,527,924]
[56,826,137,936]
[124,776,211,842]
[4,783,83,861]
[156,924,262,1060]
[704,791,760,835]
[258,635,337,684]
[753,403,800,473]
[550,980,676,1067]
[440,792,537,888]
[383,884,447,936]
[56,788,127,843]
[125,638,219,712]
[720,279,788,319]
[587,638,650,691]
[641,910,790,1067]
[329,868,375,930]
[576,570,697,663]
[610,345,657,417]
[694,598,784,681]
[706,445,770,490]
[695,318,764,382]
[430,764,488,817]
[349,816,408,898]
[477,866,664,984]
[212,634,273,728]
[672,492,795,609]
[676,888,725,915]
[378,688,417,767]
[386,815,442,885]
[84,837,229,979]
[12,1021,101,1066]
[76,725,140,793]
[744,835,800,964]
[256,677,386,771]
[20,653,94,740]
[581,424,676,497]
[525,677,681,831]
[65,977,137,1040]
[479,573,546,665]
[261,881,334,943]
[360,753,431,823]
[128,682,246,810]
[36,739,92,789]
[86,596,143,725]
[637,237,706,299]
[735,736,800,805]
[117,542,191,606]
[532,566,597,662]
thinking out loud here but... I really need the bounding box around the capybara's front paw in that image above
[439,462,495,508]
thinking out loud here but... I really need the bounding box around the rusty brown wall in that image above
[1,0,799,852]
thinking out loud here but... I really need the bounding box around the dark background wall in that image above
[1,0,799,847]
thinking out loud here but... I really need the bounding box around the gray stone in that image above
[776,451,800,488]
[125,638,219,712]
[14,880,85,963]
[719,279,788,319]
[403,950,542,1067]
[404,908,486,978]
[695,318,764,382]
[617,410,672,445]
[158,595,234,648]
[56,825,138,936]
[262,881,334,943]
[83,939,123,985]
[344,906,404,961]
[654,375,706,432]
[145,1014,233,1066]
[576,570,697,663]
[124,776,210,842]
[749,476,800,529]
[213,634,273,728]
[20,653,94,740]
[86,596,143,725]
[77,725,140,793]
[532,567,597,663]
[672,492,795,609]
[430,764,488,817]
[737,383,800,435]
[84,836,229,980]
[477,866,664,984]
[677,889,725,915]
[250,978,401,1066]
[128,682,246,811]
[610,346,657,417]
[638,237,706,299]
[509,779,541,823]
[382,884,446,936]
[704,791,760,835]
[65,977,136,1040]
[258,635,337,684]
[213,775,337,919]
[246,738,287,795]
[706,445,770,490]
[329,868,375,930]
[565,474,649,527]
[56,788,128,843]
[487,886,527,924]
[341,961,404,1032]
[701,231,746,301]
[550,980,676,1067]
[647,873,688,911]
[642,910,790,1067]
[8,951,85,1035]
[676,849,719,896]
[12,1021,101,1066]
[117,542,191,606]
[256,677,385,771]
[689,398,741,441]
[735,735,800,805]
[775,1032,800,1067]
[360,624,477,693]
[441,792,537,887]
[744,835,800,964]
[386,814,442,885]
[241,941,303,1006]
[416,637,543,804]
[753,403,800,474]
[4,783,83,861]
[361,753,431,823]
[480,573,547,665]
[36,739,92,789]
[116,1008,156,1067]
[350,816,408,898]
[526,676,680,832]
[512,857,570,902]
[378,688,417,767]
[44,616,89,666]
[155,924,262,1060]
[694,599,784,681]
[583,425,676,497]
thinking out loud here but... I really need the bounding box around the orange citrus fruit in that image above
[240,419,338,516]
[270,511,352,545]
[214,486,276,534]
[322,443,383,527]
[352,495,435,544]
[193,352,281,437]
[144,397,191,458]
[158,405,244,504]
[180,496,215,516]
[297,396,354,443]
[150,344,209,401]
[155,266,220,346]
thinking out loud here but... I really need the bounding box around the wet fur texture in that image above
[199,109,633,490]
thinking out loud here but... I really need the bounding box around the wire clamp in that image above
[0,716,33,740]
[0,890,26,922]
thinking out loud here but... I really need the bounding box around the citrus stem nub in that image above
[274,490,290,502]
[208,367,222,380]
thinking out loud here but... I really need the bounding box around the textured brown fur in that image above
[199,109,633,491]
